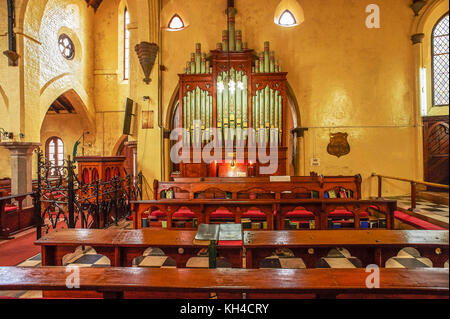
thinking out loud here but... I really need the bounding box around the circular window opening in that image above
[58,34,75,60]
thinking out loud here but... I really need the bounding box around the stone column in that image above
[411,33,425,182]
[0,142,40,207]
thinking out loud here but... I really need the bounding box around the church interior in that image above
[0,0,449,300]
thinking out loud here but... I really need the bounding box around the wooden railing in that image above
[0,192,35,239]
[372,173,449,211]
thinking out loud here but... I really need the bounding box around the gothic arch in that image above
[40,87,96,137]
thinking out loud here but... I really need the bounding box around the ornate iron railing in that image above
[34,149,143,239]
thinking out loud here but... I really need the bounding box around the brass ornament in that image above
[135,42,159,84]
[327,132,350,158]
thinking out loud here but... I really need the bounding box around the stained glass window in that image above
[58,34,74,60]
[432,14,449,106]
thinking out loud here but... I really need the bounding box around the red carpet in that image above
[0,231,40,266]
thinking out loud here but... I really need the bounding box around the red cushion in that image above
[4,205,17,212]
[329,209,354,217]
[173,209,196,218]
[286,210,314,218]
[360,211,369,218]
[394,211,446,230]
[242,210,266,218]
[211,208,234,218]
[151,210,167,218]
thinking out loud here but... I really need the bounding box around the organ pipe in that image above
[181,40,285,147]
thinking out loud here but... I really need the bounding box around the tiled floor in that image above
[385,195,449,226]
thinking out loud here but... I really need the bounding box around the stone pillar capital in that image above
[0,142,40,153]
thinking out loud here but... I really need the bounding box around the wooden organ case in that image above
[177,2,288,178]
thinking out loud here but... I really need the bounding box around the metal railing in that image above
[34,149,143,239]
[372,173,449,211]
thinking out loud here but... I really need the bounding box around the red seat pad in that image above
[329,209,354,217]
[4,205,17,212]
[150,210,167,218]
[210,208,234,218]
[241,210,266,218]
[360,211,369,218]
[394,211,446,230]
[173,209,196,218]
[286,209,314,218]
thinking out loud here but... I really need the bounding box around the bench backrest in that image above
[154,175,362,200]
[0,267,447,299]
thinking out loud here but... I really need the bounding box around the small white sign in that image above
[311,158,320,166]
[270,176,291,182]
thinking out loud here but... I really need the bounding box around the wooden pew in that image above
[244,230,449,269]
[0,267,447,299]
[154,175,362,200]
[0,192,35,240]
[35,228,243,268]
[131,198,397,230]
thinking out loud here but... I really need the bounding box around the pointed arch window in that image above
[432,13,449,106]
[46,137,64,176]
[124,7,130,80]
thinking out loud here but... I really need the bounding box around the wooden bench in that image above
[35,228,243,268]
[244,229,449,269]
[0,192,35,240]
[154,175,362,200]
[132,198,397,230]
[0,267,447,299]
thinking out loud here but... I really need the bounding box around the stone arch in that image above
[39,80,96,137]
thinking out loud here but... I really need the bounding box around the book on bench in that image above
[195,224,243,246]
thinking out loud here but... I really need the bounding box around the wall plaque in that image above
[327,132,350,158]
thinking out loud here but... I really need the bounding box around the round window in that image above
[58,34,75,60]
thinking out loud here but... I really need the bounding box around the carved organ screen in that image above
[177,6,288,177]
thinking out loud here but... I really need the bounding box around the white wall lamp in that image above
[162,0,189,31]
[167,14,185,31]
[274,0,305,28]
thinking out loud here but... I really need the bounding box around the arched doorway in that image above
[40,91,92,163]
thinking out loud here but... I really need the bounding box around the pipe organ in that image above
[177,4,288,177]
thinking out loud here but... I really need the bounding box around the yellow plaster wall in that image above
[159,0,424,197]
[37,0,95,139]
